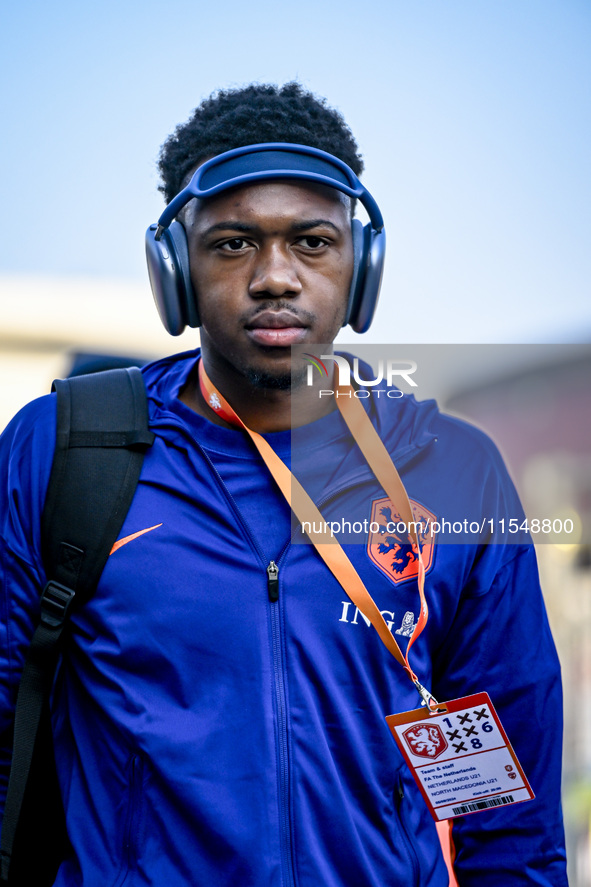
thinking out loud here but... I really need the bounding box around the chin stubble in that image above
[245,364,308,391]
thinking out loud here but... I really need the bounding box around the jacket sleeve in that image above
[431,542,568,886]
[0,396,55,817]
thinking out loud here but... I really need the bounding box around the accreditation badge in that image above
[386,692,534,820]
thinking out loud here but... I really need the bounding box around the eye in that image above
[298,235,328,250]
[218,238,250,252]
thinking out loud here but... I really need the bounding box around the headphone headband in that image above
[156,142,384,236]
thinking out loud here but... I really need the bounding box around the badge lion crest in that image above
[402,724,448,760]
[367,497,435,585]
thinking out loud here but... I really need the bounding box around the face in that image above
[184,180,354,390]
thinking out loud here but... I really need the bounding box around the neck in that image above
[180,353,336,433]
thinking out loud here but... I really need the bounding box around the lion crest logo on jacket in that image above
[367,497,435,585]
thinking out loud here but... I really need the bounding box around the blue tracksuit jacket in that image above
[0,349,567,885]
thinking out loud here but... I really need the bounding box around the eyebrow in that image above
[291,219,341,233]
[202,222,256,235]
[201,219,342,237]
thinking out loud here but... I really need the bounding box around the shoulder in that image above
[430,407,511,473]
[0,394,57,567]
[374,393,528,552]
[427,409,522,524]
[0,393,57,473]
[377,391,510,474]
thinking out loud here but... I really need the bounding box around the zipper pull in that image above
[267,561,279,602]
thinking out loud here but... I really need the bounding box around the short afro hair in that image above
[158,82,363,204]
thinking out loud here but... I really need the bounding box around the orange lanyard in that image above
[199,360,438,709]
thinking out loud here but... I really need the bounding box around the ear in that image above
[145,221,200,335]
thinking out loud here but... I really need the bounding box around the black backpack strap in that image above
[42,366,155,599]
[1,367,154,886]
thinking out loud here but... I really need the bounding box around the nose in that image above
[248,243,302,298]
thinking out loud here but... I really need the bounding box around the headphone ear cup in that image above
[145,221,200,335]
[167,222,200,329]
[343,218,366,328]
[345,220,386,333]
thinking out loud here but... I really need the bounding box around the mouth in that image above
[245,310,309,347]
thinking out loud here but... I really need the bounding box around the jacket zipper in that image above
[267,561,279,602]
[267,560,296,887]
[196,451,296,886]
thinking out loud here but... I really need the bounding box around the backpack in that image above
[0,367,154,887]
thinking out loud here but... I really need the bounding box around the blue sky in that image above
[1,0,589,343]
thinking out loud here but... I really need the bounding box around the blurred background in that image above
[1,1,590,881]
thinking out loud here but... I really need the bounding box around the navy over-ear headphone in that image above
[145,143,386,335]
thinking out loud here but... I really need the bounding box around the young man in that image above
[0,84,567,885]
